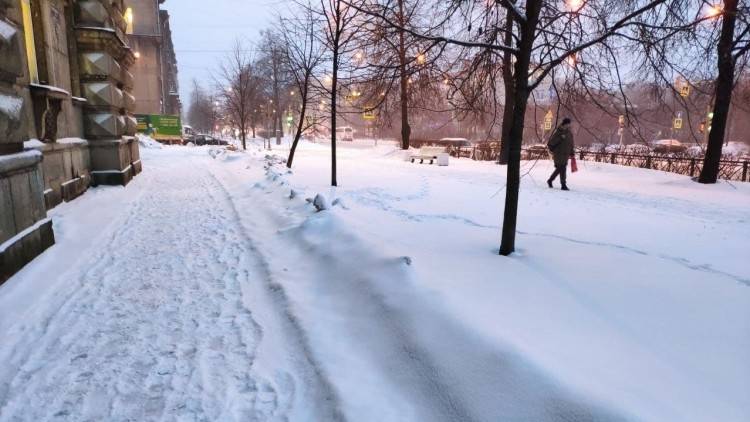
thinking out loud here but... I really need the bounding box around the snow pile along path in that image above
[0,150,339,421]
[208,150,630,422]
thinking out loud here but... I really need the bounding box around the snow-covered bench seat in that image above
[411,146,448,165]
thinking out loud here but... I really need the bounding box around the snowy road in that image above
[0,153,339,421]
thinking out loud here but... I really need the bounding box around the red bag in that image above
[570,157,578,173]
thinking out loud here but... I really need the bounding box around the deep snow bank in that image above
[211,140,750,422]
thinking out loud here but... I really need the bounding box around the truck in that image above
[136,114,184,145]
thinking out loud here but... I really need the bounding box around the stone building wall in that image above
[0,0,54,283]
[1,0,143,283]
[75,0,141,185]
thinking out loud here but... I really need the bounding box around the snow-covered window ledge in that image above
[29,84,71,144]
[29,83,71,100]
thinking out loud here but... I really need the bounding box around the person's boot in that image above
[561,185,570,191]
[547,179,553,188]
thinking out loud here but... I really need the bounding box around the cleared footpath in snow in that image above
[0,148,340,421]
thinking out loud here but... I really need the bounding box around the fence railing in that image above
[450,145,750,182]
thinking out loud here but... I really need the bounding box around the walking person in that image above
[546,117,575,191]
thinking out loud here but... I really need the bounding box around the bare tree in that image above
[187,79,216,134]
[281,6,327,168]
[352,0,679,255]
[315,0,362,186]
[698,0,749,182]
[613,1,749,182]
[216,40,261,150]
[259,30,289,146]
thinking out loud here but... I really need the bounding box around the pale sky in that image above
[167,0,286,110]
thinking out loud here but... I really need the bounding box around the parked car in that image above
[438,137,472,147]
[652,139,686,153]
[587,143,606,152]
[336,126,355,142]
[686,145,705,157]
[625,143,652,154]
[605,144,624,153]
[182,125,196,143]
[526,143,549,154]
[723,141,750,158]
[191,134,228,146]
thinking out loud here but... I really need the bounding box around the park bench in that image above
[411,146,448,165]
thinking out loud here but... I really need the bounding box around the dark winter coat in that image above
[547,126,575,167]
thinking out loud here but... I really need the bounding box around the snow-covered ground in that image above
[1,140,748,421]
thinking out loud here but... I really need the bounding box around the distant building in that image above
[123,0,180,116]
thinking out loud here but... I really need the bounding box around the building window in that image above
[20,0,39,83]
[124,7,134,34]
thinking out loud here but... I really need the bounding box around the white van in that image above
[336,126,354,142]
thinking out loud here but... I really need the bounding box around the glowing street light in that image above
[566,0,584,12]
[416,53,426,65]
[705,4,722,19]
[124,7,134,34]
[566,53,577,67]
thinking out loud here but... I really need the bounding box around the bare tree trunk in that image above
[397,0,410,150]
[287,95,308,168]
[499,86,514,164]
[331,48,339,186]
[499,0,541,256]
[272,114,278,149]
[288,68,310,168]
[498,2,515,165]
[699,0,737,184]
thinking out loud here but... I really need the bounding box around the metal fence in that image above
[450,145,750,182]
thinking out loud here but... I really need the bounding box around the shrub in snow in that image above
[401,256,413,266]
[290,189,299,199]
[312,194,329,212]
